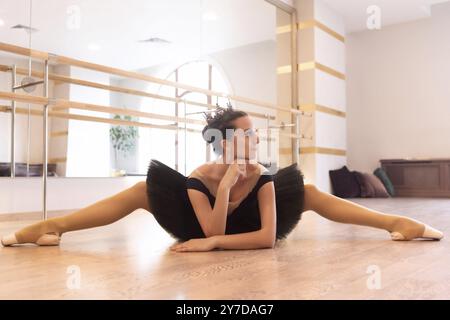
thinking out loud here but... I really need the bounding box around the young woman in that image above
[1,107,443,251]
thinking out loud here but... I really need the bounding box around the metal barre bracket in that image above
[13,80,44,90]
[48,98,58,105]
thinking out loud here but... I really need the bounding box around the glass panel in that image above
[0,0,290,178]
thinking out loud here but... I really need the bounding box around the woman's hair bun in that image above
[200,105,248,153]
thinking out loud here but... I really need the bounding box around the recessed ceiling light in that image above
[0,19,5,27]
[88,43,101,51]
[138,37,171,44]
[11,24,38,33]
[202,11,218,21]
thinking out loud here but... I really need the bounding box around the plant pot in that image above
[111,168,126,177]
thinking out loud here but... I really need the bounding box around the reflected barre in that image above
[0,105,202,133]
[0,42,295,114]
[0,63,274,121]
[0,91,313,137]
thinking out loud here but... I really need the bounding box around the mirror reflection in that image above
[0,0,293,177]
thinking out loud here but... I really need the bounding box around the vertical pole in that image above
[294,113,300,163]
[10,65,17,178]
[42,59,49,220]
[175,69,179,171]
[26,103,31,176]
[291,10,299,164]
[266,114,271,165]
[206,64,212,162]
[183,100,187,176]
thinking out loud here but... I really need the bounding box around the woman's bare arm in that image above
[211,181,277,250]
[188,164,245,237]
[187,183,230,237]
[173,181,276,252]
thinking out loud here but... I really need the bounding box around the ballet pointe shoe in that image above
[390,224,444,241]
[1,232,61,247]
[1,233,18,246]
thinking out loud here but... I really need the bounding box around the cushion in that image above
[354,171,375,198]
[364,173,390,198]
[329,165,361,198]
[374,167,395,196]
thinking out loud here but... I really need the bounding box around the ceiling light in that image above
[88,43,101,51]
[0,19,5,27]
[11,24,38,33]
[202,11,218,21]
[138,37,171,44]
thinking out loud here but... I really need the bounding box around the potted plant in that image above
[110,114,139,176]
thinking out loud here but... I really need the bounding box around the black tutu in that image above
[146,159,305,242]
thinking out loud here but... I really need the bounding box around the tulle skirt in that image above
[146,159,305,242]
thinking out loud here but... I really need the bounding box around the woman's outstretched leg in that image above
[2,181,150,246]
[302,184,443,240]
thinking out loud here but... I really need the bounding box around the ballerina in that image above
[1,106,443,251]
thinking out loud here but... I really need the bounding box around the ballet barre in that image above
[0,42,295,114]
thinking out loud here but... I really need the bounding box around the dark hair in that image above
[201,105,248,154]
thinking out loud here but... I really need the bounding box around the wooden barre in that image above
[0,105,202,133]
[0,64,210,108]
[0,91,204,127]
[0,105,310,141]
[0,91,48,105]
[0,64,275,121]
[0,41,294,114]
[0,92,204,131]
[50,103,205,126]
[0,91,251,125]
[0,91,280,127]
[1,102,308,140]
[54,55,292,113]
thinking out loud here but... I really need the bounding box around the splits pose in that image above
[1,107,443,251]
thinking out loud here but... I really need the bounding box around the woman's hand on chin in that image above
[170,237,217,252]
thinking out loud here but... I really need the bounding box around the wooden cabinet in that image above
[380,159,450,198]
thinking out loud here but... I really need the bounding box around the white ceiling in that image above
[0,0,277,70]
[321,0,450,33]
[2,0,449,70]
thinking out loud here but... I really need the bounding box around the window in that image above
[137,60,231,175]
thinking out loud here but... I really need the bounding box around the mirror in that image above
[0,0,295,177]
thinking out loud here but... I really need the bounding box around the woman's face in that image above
[222,115,260,162]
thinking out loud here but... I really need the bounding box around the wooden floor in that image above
[1,197,449,300]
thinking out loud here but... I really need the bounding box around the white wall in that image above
[0,176,142,215]
[346,2,450,173]
[65,68,111,177]
[296,0,347,192]
[212,40,278,167]
[211,40,277,108]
